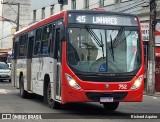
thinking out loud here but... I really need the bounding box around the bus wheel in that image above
[20,77,28,98]
[45,82,61,109]
[103,102,119,111]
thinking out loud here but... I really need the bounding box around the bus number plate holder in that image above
[100,97,113,102]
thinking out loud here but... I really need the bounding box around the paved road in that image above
[0,81,160,122]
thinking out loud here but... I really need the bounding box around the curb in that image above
[143,92,160,97]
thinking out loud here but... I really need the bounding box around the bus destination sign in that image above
[68,13,138,26]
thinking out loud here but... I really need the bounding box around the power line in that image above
[0,34,12,40]
[129,8,144,14]
[110,0,145,11]
[119,2,147,13]
[0,24,11,31]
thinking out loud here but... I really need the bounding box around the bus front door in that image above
[54,21,63,101]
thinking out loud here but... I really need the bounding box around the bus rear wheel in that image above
[103,102,119,111]
[45,82,61,109]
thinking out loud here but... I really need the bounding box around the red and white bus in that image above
[12,10,144,111]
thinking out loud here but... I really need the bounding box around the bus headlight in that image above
[65,73,81,90]
[131,75,143,90]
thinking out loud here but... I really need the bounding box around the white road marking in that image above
[143,95,159,99]
[153,97,158,99]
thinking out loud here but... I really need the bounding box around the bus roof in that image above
[14,10,66,36]
[14,10,138,36]
[67,10,138,18]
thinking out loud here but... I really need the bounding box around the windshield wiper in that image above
[85,25,105,59]
[108,27,124,62]
[85,25,103,47]
[110,35,115,61]
[114,31,132,48]
[100,32,105,59]
[113,27,124,46]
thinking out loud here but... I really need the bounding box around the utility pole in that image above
[17,3,20,31]
[146,0,157,94]
[1,1,20,31]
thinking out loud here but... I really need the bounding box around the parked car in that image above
[0,62,11,82]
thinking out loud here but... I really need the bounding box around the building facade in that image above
[30,0,160,91]
[0,16,16,61]
[2,0,31,28]
[0,0,31,61]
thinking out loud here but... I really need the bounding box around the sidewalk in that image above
[143,91,160,97]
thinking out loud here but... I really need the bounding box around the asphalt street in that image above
[0,81,160,122]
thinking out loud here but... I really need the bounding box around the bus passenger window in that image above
[34,42,41,55]
[41,41,48,54]
[48,24,55,54]
[19,34,27,57]
[41,24,53,55]
[34,28,42,55]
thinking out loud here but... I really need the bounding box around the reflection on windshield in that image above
[0,63,8,69]
[67,27,141,73]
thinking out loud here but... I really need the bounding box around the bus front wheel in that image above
[103,102,119,111]
[44,82,61,109]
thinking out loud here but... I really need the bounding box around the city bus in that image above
[12,10,144,111]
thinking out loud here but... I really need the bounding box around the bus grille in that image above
[86,92,128,101]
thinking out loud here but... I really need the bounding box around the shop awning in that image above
[0,53,8,57]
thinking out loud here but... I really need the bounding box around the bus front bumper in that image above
[61,85,143,104]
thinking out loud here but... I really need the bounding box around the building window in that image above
[84,0,89,9]
[33,10,36,22]
[72,0,76,9]
[99,0,104,7]
[42,7,45,19]
[121,0,129,2]
[104,0,114,6]
[50,5,54,15]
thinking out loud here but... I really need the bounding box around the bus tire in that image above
[103,102,119,111]
[20,77,28,98]
[44,81,61,109]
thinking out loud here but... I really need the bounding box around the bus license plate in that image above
[100,97,113,102]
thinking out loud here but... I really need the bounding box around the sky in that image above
[31,0,56,10]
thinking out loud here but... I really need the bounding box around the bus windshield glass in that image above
[67,26,141,73]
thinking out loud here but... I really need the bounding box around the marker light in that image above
[65,73,81,90]
[131,75,143,90]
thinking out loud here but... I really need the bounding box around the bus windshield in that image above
[67,27,141,73]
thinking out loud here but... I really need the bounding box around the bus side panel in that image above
[16,59,27,89]
[31,57,54,96]
[27,59,32,91]
[11,59,16,87]
[52,59,58,100]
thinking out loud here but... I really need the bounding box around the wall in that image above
[0,3,2,16]
[2,0,31,27]
[0,21,16,49]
